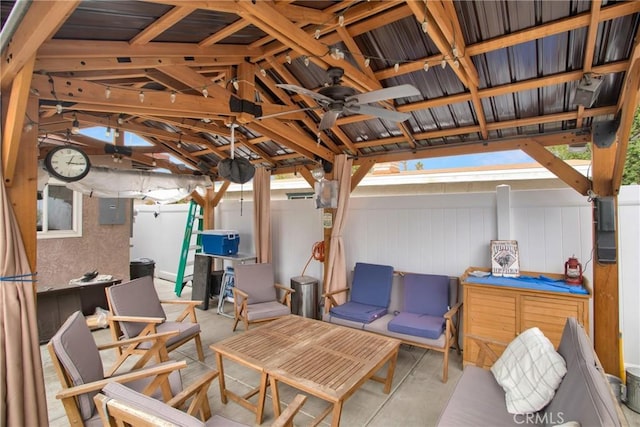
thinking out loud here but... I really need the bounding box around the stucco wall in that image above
[37,196,131,285]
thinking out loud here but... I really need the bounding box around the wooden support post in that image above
[591,142,620,375]
[5,95,39,272]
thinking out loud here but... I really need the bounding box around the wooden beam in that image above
[523,138,592,195]
[0,1,79,90]
[130,6,196,45]
[2,55,36,186]
[591,141,620,376]
[199,19,249,47]
[351,158,375,191]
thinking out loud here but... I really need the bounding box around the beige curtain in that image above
[325,155,352,304]
[252,167,271,263]
[0,175,48,426]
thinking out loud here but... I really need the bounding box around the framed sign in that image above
[490,240,520,277]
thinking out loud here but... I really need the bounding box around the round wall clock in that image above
[44,146,91,182]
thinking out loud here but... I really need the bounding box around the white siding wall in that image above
[131,185,640,367]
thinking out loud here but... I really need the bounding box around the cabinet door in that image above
[521,295,584,348]
[464,288,517,367]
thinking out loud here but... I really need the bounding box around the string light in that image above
[441,58,447,69]
[453,58,460,68]
[423,62,430,72]
[114,128,120,138]
[139,91,145,103]
[202,87,208,97]
[170,91,176,103]
[285,53,292,64]
[56,103,63,114]
[105,87,111,99]
[105,127,112,137]
[304,56,310,67]
[421,19,428,33]
[338,15,345,26]
[315,29,321,39]
[394,63,399,73]
[260,68,267,77]
[71,114,80,134]
[232,80,239,91]
[117,114,124,125]
[364,57,370,68]
[452,46,460,58]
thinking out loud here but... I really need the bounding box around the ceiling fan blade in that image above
[345,104,411,123]
[256,105,321,121]
[319,110,341,131]
[346,84,421,105]
[276,84,334,104]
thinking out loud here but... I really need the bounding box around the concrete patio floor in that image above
[41,278,640,426]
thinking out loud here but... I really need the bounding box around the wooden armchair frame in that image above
[106,277,205,362]
[232,283,293,331]
[94,387,307,427]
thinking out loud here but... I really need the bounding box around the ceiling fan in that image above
[274,67,420,131]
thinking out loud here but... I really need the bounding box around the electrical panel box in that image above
[595,197,616,264]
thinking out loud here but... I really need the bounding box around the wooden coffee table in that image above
[210,315,400,426]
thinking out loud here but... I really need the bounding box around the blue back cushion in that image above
[403,273,449,317]
[350,262,394,308]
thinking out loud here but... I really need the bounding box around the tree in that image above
[548,106,640,185]
[415,161,424,170]
[623,107,640,185]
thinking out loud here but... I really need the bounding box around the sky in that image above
[82,126,535,171]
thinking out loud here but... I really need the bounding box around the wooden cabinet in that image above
[461,267,590,368]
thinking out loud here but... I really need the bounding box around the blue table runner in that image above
[465,274,589,295]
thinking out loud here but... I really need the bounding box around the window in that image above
[37,181,83,238]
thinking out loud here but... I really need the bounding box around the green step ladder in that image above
[174,200,204,296]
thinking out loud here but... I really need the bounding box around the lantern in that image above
[564,256,583,285]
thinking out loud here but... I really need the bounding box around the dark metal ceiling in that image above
[1,0,639,191]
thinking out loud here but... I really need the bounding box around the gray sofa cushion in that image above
[436,366,538,426]
[544,318,620,426]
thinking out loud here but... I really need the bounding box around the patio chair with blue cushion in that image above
[324,262,394,324]
[48,311,217,426]
[387,273,461,382]
[94,382,308,427]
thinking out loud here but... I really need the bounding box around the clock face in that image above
[44,146,91,182]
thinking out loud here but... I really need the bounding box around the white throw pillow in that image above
[491,327,567,414]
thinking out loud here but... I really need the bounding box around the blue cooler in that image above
[201,230,240,255]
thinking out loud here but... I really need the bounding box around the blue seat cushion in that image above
[387,312,445,339]
[330,301,387,323]
[350,262,394,308]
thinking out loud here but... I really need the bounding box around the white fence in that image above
[131,185,640,367]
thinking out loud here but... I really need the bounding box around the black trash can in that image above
[130,258,155,279]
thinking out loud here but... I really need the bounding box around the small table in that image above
[210,315,400,426]
[192,253,256,316]
[36,277,121,343]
